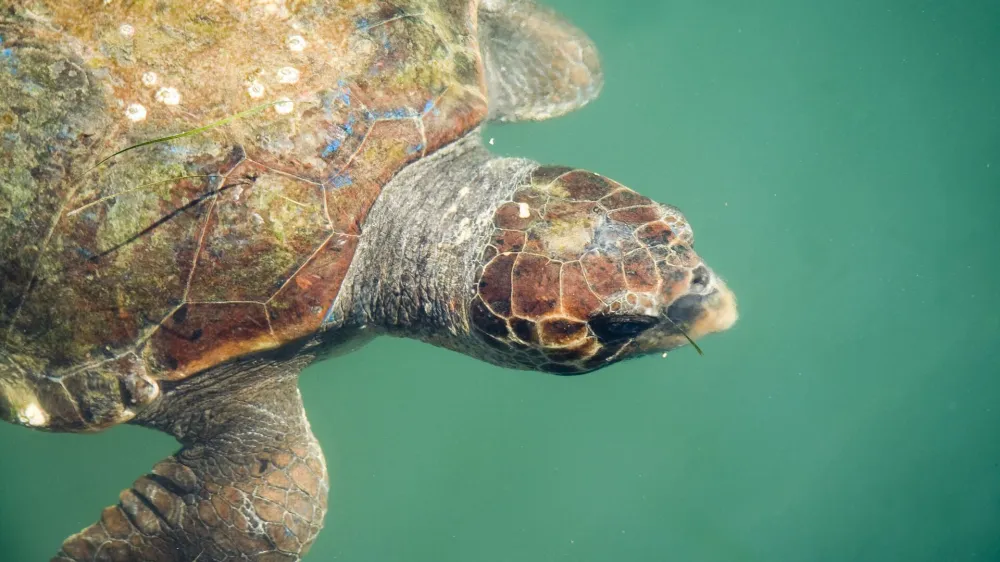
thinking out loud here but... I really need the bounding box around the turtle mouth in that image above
[665,269,738,340]
[628,268,738,355]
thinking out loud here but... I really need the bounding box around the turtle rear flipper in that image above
[479,0,604,122]
[55,357,327,562]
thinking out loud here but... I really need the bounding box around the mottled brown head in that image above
[470,167,738,374]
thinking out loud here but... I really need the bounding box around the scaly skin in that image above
[55,355,328,562]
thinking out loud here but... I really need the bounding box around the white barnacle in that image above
[286,35,307,52]
[274,97,294,114]
[18,402,48,427]
[118,23,135,38]
[518,202,530,218]
[155,87,181,106]
[247,80,266,98]
[125,103,147,122]
[251,212,265,226]
[277,66,300,84]
[141,71,159,86]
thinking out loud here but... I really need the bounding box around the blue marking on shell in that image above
[322,138,342,158]
[383,107,408,119]
[1,35,16,74]
[330,173,353,189]
[323,84,352,116]
[1,35,13,62]
[75,247,96,260]
[322,304,337,326]
[406,143,424,155]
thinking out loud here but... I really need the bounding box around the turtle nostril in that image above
[690,265,711,294]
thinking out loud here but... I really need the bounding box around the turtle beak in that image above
[628,265,738,357]
[666,267,738,340]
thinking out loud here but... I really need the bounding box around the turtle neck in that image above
[327,130,537,350]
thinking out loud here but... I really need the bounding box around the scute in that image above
[0,0,489,398]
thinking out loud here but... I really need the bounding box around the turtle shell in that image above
[0,1,487,383]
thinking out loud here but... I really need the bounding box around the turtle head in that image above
[469,166,738,374]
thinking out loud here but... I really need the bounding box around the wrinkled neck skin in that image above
[330,130,535,353]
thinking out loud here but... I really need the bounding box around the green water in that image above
[2,1,999,560]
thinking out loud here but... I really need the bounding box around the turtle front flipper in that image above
[479,0,604,122]
[54,358,328,562]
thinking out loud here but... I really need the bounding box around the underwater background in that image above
[2,0,999,560]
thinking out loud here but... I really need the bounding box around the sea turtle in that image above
[0,0,738,560]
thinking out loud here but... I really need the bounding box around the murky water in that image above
[2,1,998,560]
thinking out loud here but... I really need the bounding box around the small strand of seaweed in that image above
[88,99,298,171]
[663,316,704,356]
[66,174,220,217]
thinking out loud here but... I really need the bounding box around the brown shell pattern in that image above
[0,1,488,381]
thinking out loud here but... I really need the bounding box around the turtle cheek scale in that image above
[470,166,739,372]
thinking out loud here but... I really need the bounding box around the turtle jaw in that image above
[581,264,738,367]
[691,279,739,339]
[669,268,738,338]
[636,268,739,355]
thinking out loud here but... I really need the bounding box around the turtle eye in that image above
[589,314,659,343]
